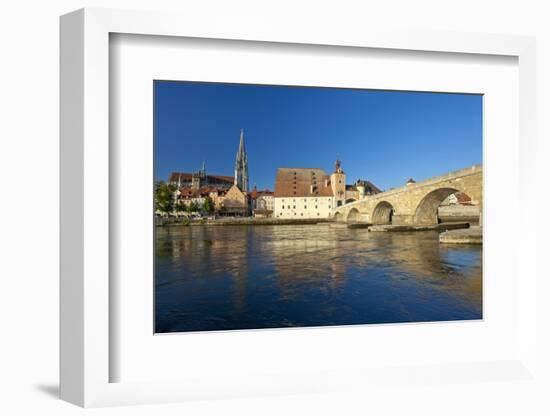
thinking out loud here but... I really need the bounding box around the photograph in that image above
[153,80,483,333]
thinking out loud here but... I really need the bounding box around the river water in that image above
[155,224,482,333]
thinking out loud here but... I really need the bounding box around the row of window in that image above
[281,198,324,203]
[281,205,321,210]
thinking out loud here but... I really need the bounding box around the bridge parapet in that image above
[332,165,482,226]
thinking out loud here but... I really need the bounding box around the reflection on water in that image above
[155,224,482,333]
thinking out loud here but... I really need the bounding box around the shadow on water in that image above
[155,224,482,333]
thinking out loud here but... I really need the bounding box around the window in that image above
[315,205,318,209]
[293,205,296,209]
[304,205,307,209]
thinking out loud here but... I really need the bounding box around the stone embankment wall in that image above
[156,217,332,226]
[438,205,480,224]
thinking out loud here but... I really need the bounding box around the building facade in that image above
[273,161,381,219]
[345,179,382,203]
[331,160,346,208]
[273,167,335,219]
[249,186,274,217]
[220,184,249,216]
[169,163,234,191]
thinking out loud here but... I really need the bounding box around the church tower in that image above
[234,129,249,192]
[330,159,346,207]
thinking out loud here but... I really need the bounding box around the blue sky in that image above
[154,81,482,191]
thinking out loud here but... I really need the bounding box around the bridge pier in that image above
[391,215,415,226]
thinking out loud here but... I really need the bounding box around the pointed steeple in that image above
[238,129,245,154]
[234,128,249,192]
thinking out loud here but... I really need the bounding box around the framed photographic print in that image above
[60,8,538,408]
[153,80,483,334]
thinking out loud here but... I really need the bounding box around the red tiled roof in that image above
[169,172,233,184]
[169,172,193,183]
[248,187,273,199]
[455,192,472,204]
[179,188,198,198]
[208,174,234,183]
[248,188,258,199]
[178,186,227,199]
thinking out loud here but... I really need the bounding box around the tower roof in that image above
[237,128,246,157]
[234,128,249,192]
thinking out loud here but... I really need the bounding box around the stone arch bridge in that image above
[333,165,482,226]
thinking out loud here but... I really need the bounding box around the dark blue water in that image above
[155,224,482,333]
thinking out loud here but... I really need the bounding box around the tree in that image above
[203,196,215,215]
[175,200,188,216]
[154,181,176,216]
[189,201,199,214]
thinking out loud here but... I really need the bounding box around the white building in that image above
[274,194,334,218]
[273,163,346,219]
[273,161,381,219]
[256,194,274,211]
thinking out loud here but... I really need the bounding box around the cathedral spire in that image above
[238,128,245,154]
[234,129,249,192]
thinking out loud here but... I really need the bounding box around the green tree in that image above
[175,200,188,216]
[189,201,199,214]
[203,196,215,215]
[154,181,176,216]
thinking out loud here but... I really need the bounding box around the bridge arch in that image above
[414,187,460,225]
[333,212,343,222]
[347,208,361,223]
[372,201,394,224]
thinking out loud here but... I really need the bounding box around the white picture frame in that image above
[60,8,537,407]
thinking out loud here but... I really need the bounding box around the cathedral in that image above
[234,129,249,192]
[169,130,251,216]
[169,129,249,193]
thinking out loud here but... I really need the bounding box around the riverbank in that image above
[368,222,471,233]
[439,226,482,244]
[156,217,482,244]
[156,217,332,227]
